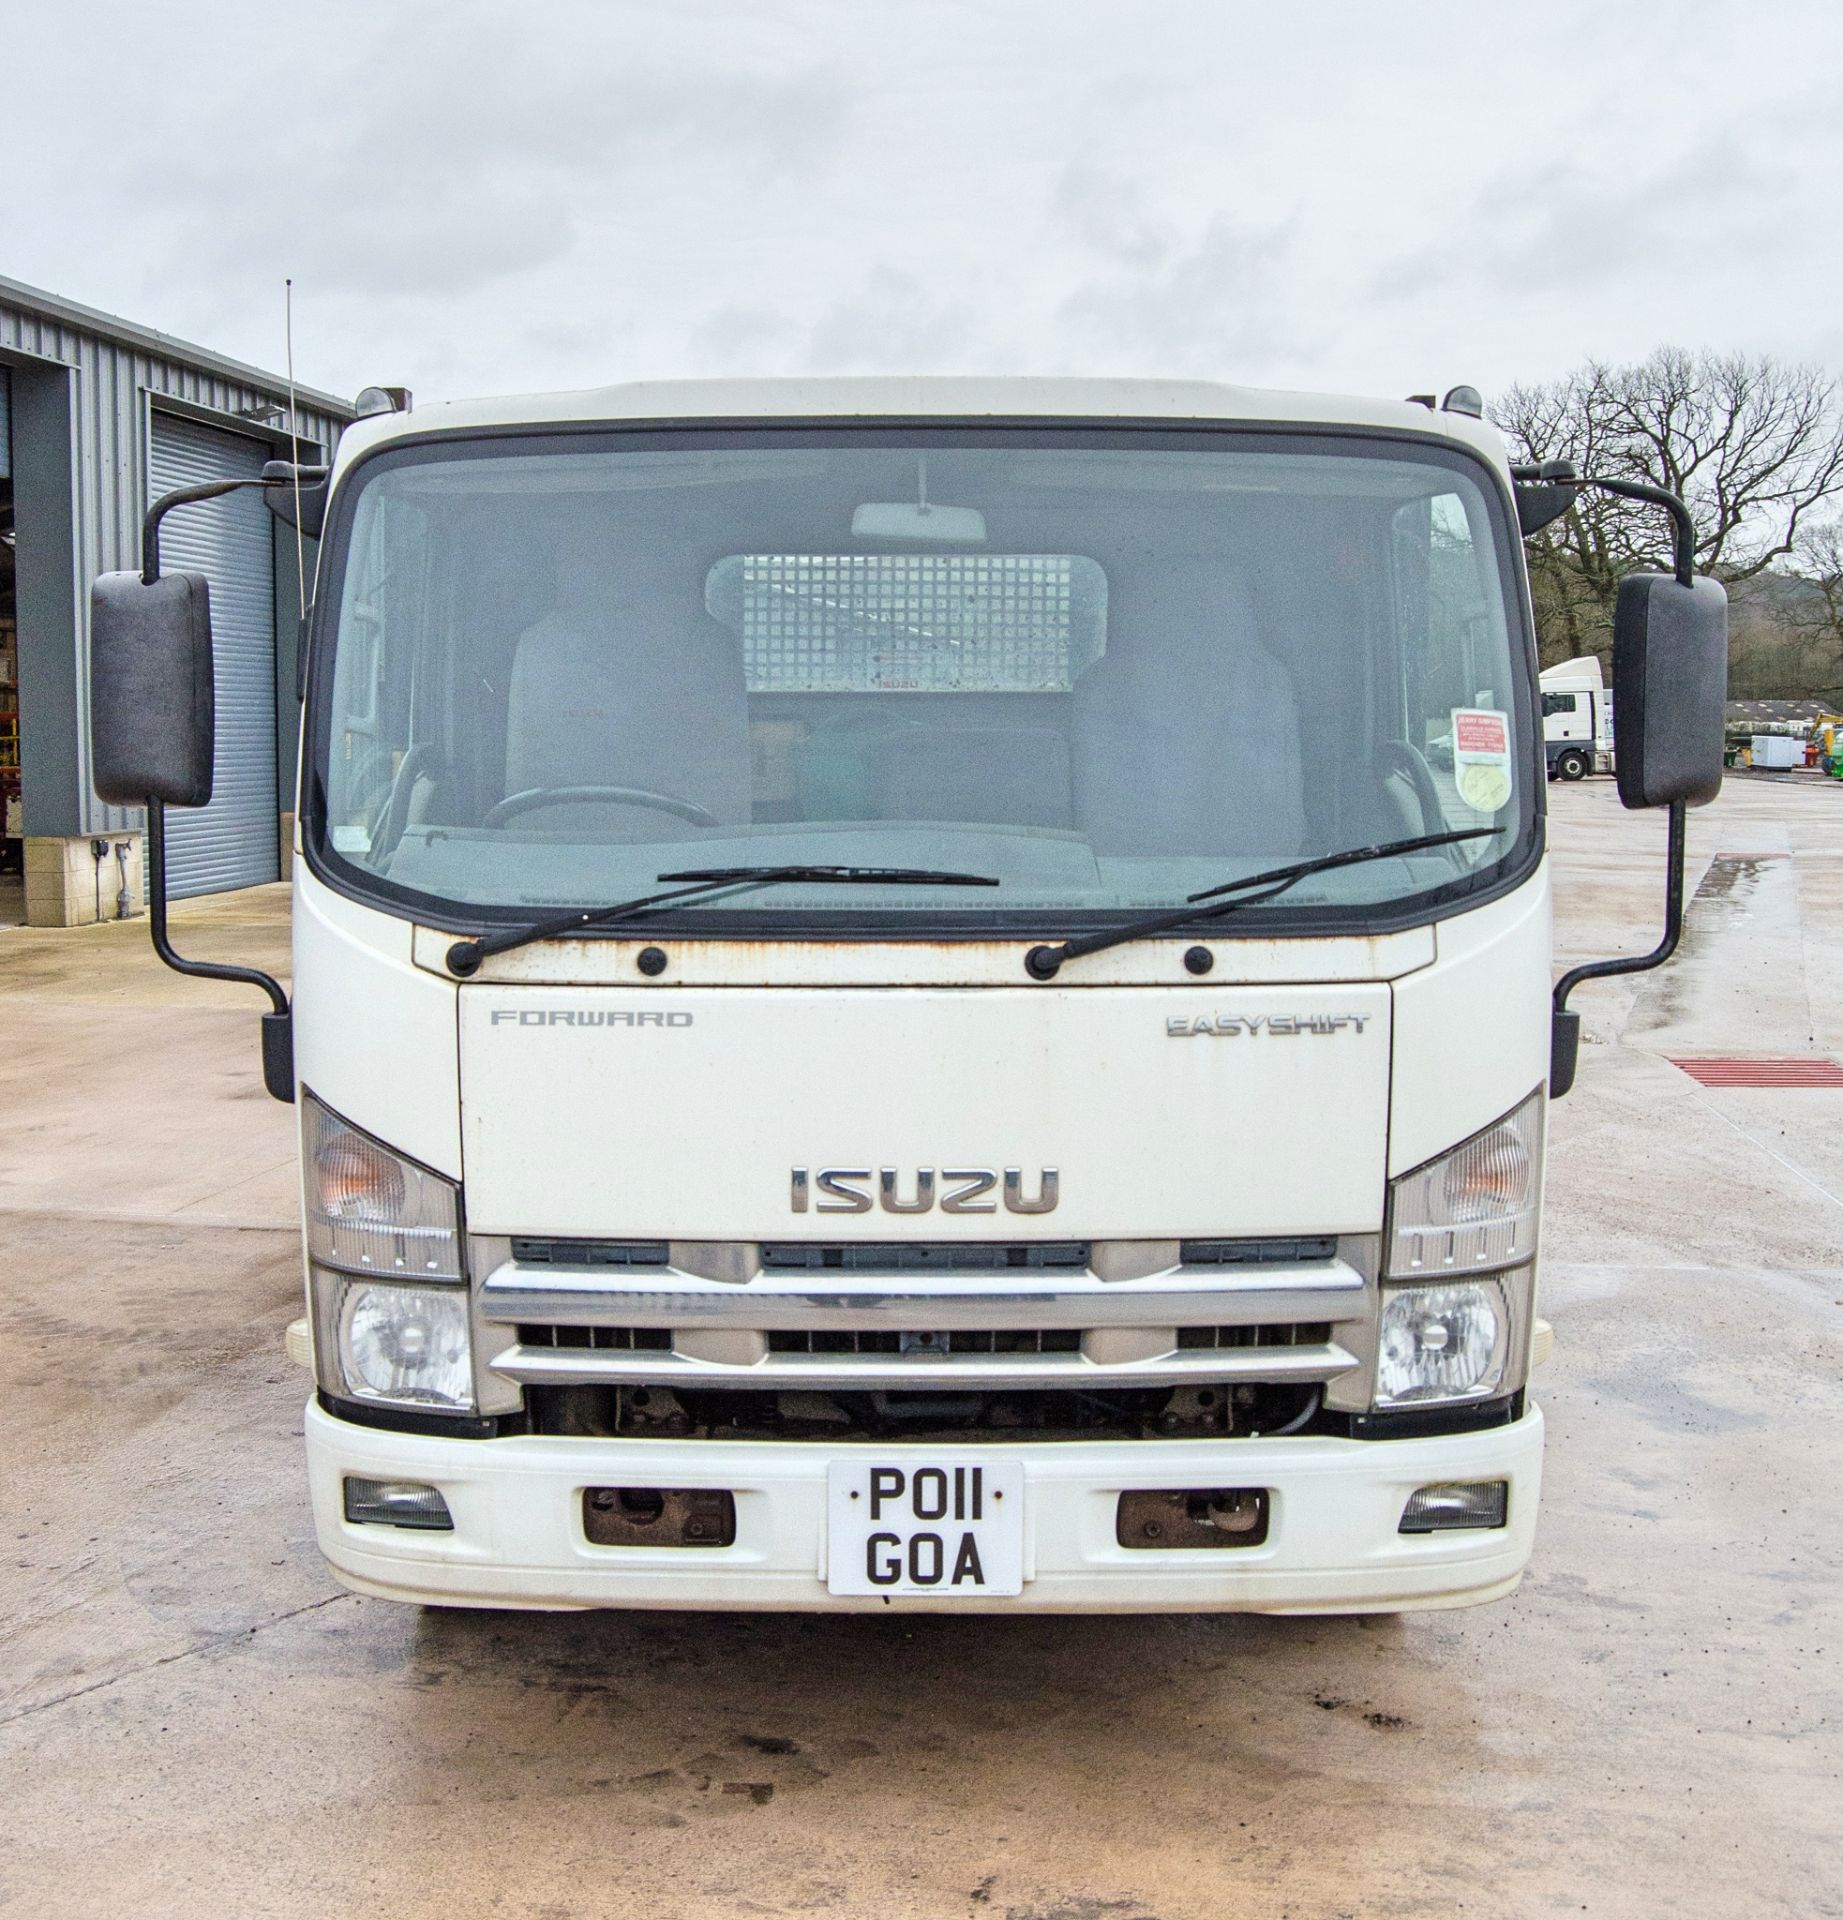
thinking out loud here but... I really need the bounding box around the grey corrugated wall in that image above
[0,278,348,840]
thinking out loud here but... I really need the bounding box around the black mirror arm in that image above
[1513,467,1700,1097]
[1547,799,1686,1099]
[141,469,329,585]
[1510,466,1697,588]
[143,800,288,1016]
[135,473,317,1102]
[1579,477,1696,588]
[145,801,294,1101]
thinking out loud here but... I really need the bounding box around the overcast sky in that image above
[7,0,1841,412]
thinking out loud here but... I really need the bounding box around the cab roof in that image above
[332,375,1508,475]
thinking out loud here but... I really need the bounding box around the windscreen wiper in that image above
[446,864,999,977]
[1022,828,1500,980]
[656,865,996,885]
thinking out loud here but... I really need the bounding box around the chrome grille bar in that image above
[488,1340,1359,1393]
[480,1259,1367,1333]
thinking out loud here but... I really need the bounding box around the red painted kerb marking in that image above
[1670,1057,1843,1088]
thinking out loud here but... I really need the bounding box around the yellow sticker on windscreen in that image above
[1452,708,1513,812]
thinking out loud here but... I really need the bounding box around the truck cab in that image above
[281,378,1552,1612]
[86,377,1728,1615]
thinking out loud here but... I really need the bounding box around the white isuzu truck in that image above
[88,378,1727,1613]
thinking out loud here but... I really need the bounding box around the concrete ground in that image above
[2,779,1840,1920]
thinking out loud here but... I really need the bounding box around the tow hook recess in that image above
[1116,1488,1270,1549]
[583,1486,737,1548]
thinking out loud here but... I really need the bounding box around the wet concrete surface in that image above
[2,785,1842,1918]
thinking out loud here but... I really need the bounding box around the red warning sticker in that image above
[1455,710,1509,756]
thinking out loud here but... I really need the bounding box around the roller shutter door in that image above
[148,415,278,896]
[0,368,11,474]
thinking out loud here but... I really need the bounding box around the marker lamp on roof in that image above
[1387,1092,1542,1278]
[303,1093,463,1280]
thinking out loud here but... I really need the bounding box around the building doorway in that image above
[148,412,279,898]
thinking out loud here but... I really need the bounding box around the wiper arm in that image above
[1022,828,1500,980]
[657,864,999,886]
[446,864,998,977]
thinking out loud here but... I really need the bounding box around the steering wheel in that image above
[1382,742,1447,837]
[370,740,437,861]
[483,784,719,830]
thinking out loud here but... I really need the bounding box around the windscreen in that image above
[313,430,1534,928]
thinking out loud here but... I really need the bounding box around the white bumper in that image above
[305,1399,1543,1615]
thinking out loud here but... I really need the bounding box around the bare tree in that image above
[1784,518,1843,701]
[1494,350,1843,668]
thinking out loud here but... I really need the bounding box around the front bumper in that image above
[305,1399,1543,1614]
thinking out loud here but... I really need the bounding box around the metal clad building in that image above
[0,274,349,921]
[148,417,281,896]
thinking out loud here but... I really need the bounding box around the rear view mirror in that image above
[1612,572,1727,810]
[850,501,987,543]
[89,570,215,806]
[851,456,986,543]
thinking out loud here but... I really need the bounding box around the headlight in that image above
[302,1095,474,1412]
[303,1093,462,1279]
[318,1271,475,1412]
[1376,1277,1513,1407]
[1387,1092,1542,1278]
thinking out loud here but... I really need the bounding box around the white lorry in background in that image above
[86,378,1728,1615]
[1540,657,1615,781]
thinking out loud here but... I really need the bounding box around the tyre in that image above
[1555,748,1590,781]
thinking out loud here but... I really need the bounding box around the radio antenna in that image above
[284,278,307,620]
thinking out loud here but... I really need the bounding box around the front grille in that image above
[487,1237,1366,1408]
[502,1238,1339,1276]
[759,1242,1090,1273]
[517,1322,1331,1358]
[1179,1237,1338,1266]
[518,1324,672,1351]
[1177,1322,1333,1349]
[767,1327,1083,1356]
[512,1238,670,1269]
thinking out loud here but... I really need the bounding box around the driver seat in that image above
[502,602,751,834]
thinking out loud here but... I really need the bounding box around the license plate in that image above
[826,1458,1025,1597]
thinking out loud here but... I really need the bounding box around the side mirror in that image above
[89,570,216,806]
[1513,458,1580,537]
[95,478,296,1106]
[1612,572,1727,810]
[262,459,328,538]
